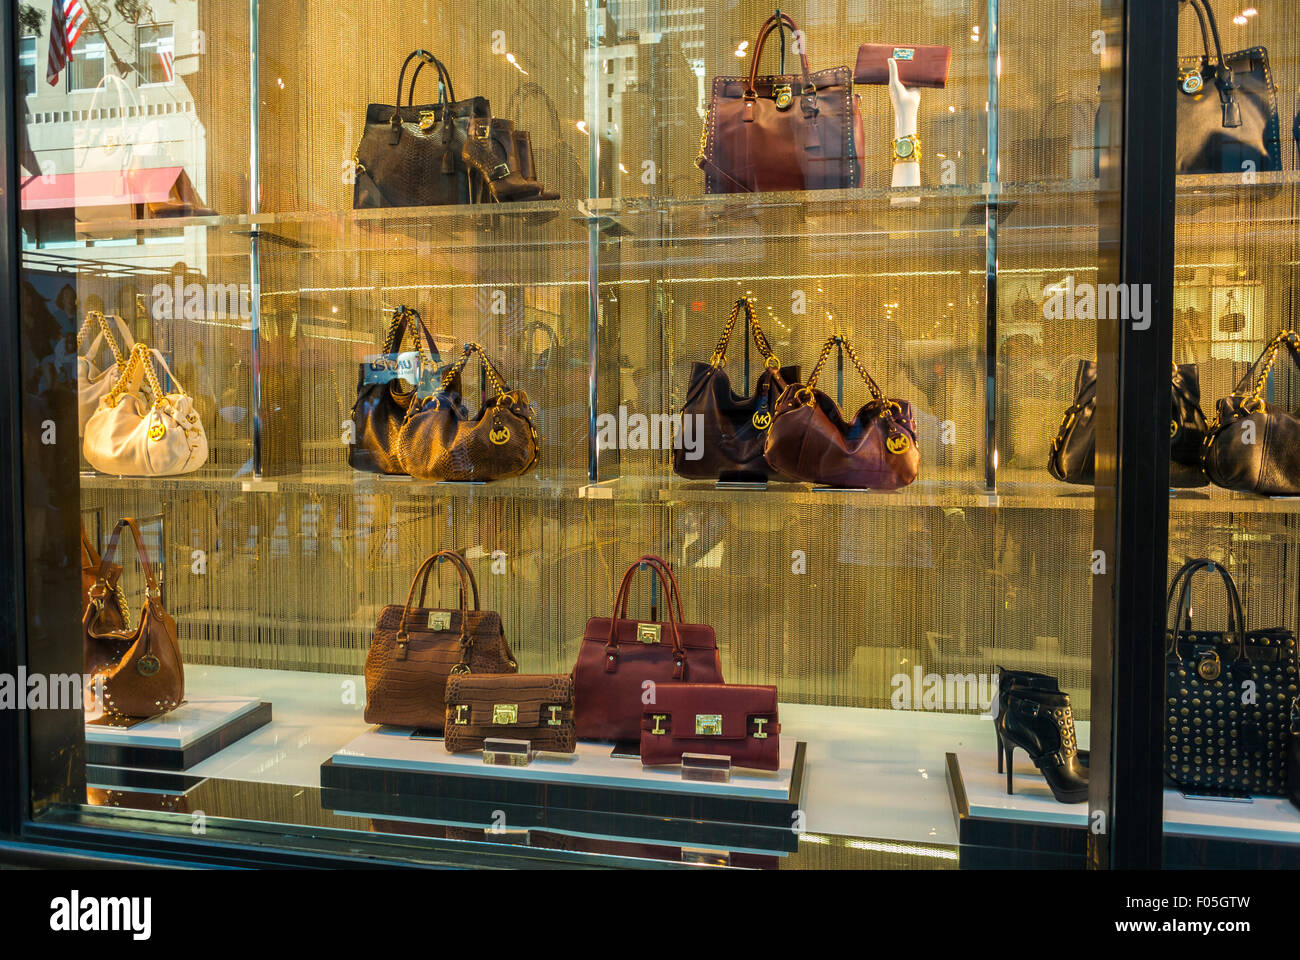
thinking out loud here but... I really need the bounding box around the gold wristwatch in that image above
[891,134,921,164]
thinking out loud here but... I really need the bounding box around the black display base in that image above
[86,700,272,771]
[320,740,805,855]
[946,751,1300,868]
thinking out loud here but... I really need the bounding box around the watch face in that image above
[895,138,914,159]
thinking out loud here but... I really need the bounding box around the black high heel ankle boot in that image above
[994,666,1089,772]
[999,687,1089,804]
[463,120,544,203]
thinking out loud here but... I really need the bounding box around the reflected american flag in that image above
[46,0,88,86]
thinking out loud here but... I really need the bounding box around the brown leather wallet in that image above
[854,43,952,88]
[444,673,575,754]
[640,683,781,771]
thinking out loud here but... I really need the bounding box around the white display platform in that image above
[330,726,798,801]
[86,696,272,770]
[947,746,1300,866]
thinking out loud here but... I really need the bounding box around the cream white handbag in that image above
[84,343,209,476]
[77,311,135,439]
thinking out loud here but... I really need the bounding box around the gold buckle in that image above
[546,705,563,727]
[427,611,452,631]
[453,704,470,725]
[637,623,661,644]
[753,718,769,739]
[492,704,518,725]
[650,714,667,735]
[695,714,722,736]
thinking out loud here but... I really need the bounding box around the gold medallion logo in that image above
[752,410,772,430]
[886,434,912,455]
[489,424,511,445]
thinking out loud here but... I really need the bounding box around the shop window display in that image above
[2,0,1299,875]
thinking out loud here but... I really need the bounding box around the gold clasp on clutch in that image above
[453,704,470,724]
[695,714,722,736]
[492,704,518,725]
[546,705,563,726]
[650,714,667,735]
[753,717,769,739]
[637,623,661,644]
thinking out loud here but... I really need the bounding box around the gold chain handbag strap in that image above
[440,342,512,398]
[1240,329,1299,413]
[77,310,130,368]
[104,343,170,410]
[708,296,782,371]
[380,305,439,377]
[798,336,909,449]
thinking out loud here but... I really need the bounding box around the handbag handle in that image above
[397,550,476,672]
[616,555,686,623]
[708,296,782,371]
[746,13,812,95]
[439,342,514,399]
[413,549,482,611]
[507,80,564,143]
[406,54,458,109]
[801,335,889,407]
[77,311,133,367]
[81,521,101,569]
[380,305,442,376]
[1179,0,1242,128]
[1233,329,1299,413]
[103,343,172,411]
[1165,557,1247,658]
[93,517,162,604]
[606,556,686,677]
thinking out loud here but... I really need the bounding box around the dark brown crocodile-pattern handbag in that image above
[397,342,539,482]
[364,550,517,731]
[444,673,575,754]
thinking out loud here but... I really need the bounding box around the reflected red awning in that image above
[20,167,184,210]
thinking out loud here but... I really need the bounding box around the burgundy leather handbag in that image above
[697,12,862,194]
[764,335,920,489]
[573,556,723,742]
[641,683,781,771]
[673,296,799,481]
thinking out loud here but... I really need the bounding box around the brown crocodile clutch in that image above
[444,673,576,754]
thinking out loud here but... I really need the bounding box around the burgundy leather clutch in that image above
[854,43,952,88]
[640,683,781,771]
[573,556,723,742]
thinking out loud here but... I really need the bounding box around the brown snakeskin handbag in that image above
[397,342,539,481]
[444,673,576,754]
[83,518,185,719]
[364,550,517,731]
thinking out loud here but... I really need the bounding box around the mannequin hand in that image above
[887,58,921,137]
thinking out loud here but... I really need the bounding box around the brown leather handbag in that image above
[641,683,781,771]
[364,550,518,731]
[444,673,575,754]
[764,335,920,489]
[348,306,444,475]
[397,342,539,482]
[83,518,184,719]
[674,296,800,481]
[697,12,862,194]
[573,556,723,742]
[80,521,126,630]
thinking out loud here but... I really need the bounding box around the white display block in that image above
[331,726,798,801]
[952,746,1300,844]
[85,696,272,770]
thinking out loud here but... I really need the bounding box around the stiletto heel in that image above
[999,687,1089,804]
[462,119,544,203]
[995,723,1004,773]
[1004,743,1015,795]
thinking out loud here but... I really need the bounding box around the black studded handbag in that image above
[1164,558,1298,797]
[1175,0,1281,175]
